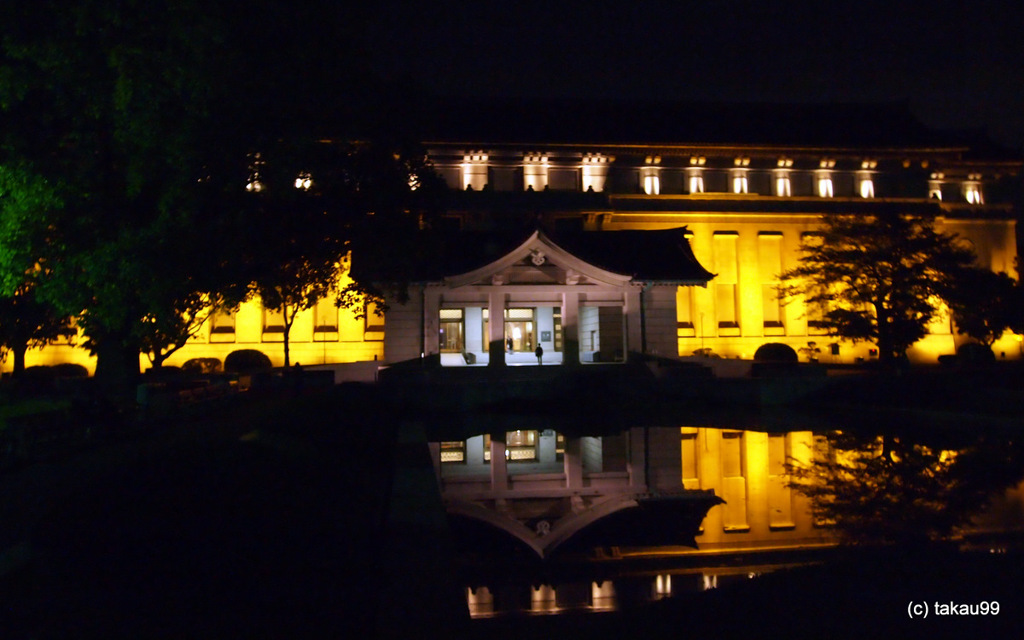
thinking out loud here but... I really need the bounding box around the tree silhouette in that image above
[945,266,1022,347]
[780,212,975,364]
[0,1,397,386]
[790,430,1024,545]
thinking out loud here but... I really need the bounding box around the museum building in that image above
[17,102,1020,374]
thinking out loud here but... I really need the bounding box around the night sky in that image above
[361,0,1024,150]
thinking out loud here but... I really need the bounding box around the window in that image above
[502,307,535,352]
[758,233,784,332]
[364,300,385,338]
[642,157,661,195]
[716,285,737,329]
[816,174,834,198]
[713,233,739,331]
[858,161,876,198]
[313,298,339,341]
[439,308,464,353]
[262,307,285,342]
[929,172,943,200]
[582,153,609,192]
[643,172,661,195]
[732,158,750,194]
[210,308,236,343]
[801,232,829,335]
[721,431,748,530]
[858,176,874,198]
[775,173,792,197]
[731,172,748,194]
[677,286,694,333]
[462,151,488,190]
[507,430,537,460]
[548,167,580,191]
[688,170,705,194]
[483,431,538,462]
[768,433,795,528]
[681,428,700,489]
[964,175,983,204]
[523,154,548,191]
[263,308,285,332]
[440,441,466,463]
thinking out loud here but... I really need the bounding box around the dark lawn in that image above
[0,386,395,637]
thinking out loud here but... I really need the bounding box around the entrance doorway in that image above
[439,308,464,353]
[504,308,535,352]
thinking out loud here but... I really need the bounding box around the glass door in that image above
[439,309,464,353]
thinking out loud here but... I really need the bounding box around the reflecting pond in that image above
[441,423,1024,618]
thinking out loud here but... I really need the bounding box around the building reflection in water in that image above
[437,425,1024,618]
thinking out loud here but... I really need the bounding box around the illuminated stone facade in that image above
[421,106,1021,364]
[6,103,1020,375]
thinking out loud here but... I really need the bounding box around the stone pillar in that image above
[423,288,442,357]
[624,286,643,356]
[490,432,508,492]
[561,291,580,366]
[488,291,505,367]
[427,441,442,489]
[564,437,583,490]
[628,427,647,490]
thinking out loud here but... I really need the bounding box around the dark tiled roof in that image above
[552,228,713,283]
[412,99,975,150]
[420,226,713,284]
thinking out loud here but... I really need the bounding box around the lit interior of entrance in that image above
[439,308,464,352]
[440,306,564,366]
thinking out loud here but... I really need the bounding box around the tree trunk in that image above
[282,306,299,368]
[283,321,292,368]
[12,340,28,377]
[94,339,141,394]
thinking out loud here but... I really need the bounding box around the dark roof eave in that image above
[634,279,710,287]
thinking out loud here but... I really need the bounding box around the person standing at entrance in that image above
[535,345,544,365]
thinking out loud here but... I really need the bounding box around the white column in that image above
[423,288,442,357]
[490,433,508,492]
[624,286,643,356]
[561,291,580,365]
[628,427,647,490]
[564,437,583,490]
[488,291,505,367]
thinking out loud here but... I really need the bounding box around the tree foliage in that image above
[0,284,74,376]
[0,1,414,384]
[790,430,1024,546]
[780,212,976,363]
[944,266,1022,346]
[236,140,440,367]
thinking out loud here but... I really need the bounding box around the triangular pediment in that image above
[444,230,633,288]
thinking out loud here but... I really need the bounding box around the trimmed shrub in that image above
[753,343,798,363]
[182,358,222,374]
[224,349,272,373]
[50,363,89,378]
[957,342,995,363]
[145,365,182,377]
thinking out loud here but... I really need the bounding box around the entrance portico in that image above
[383,227,712,367]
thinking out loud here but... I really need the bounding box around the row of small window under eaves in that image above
[202,299,384,344]
[432,153,985,203]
